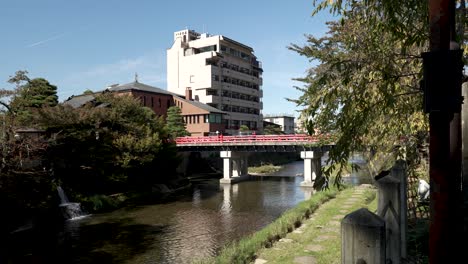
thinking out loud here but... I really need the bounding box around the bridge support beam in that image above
[220,151,250,184]
[300,151,322,188]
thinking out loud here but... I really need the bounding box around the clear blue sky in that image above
[1,0,335,116]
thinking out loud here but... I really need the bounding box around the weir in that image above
[57,186,87,220]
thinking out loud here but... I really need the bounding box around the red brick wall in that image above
[174,97,226,136]
[130,91,174,117]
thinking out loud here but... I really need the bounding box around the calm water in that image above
[58,163,310,264]
[5,158,371,264]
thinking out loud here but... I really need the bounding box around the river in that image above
[58,161,310,263]
[5,158,371,264]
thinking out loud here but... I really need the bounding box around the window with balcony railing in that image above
[199,45,217,53]
[206,89,218,96]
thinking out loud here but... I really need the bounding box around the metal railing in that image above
[175,134,326,145]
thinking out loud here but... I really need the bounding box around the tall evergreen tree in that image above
[10,78,58,109]
[165,106,190,138]
[6,71,58,124]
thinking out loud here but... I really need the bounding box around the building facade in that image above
[106,82,174,117]
[174,88,225,137]
[167,29,263,135]
[263,115,295,134]
[64,81,226,136]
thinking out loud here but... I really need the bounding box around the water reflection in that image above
[54,175,306,263]
[6,156,373,263]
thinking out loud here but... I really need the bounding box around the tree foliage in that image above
[5,71,58,124]
[165,106,190,138]
[37,93,178,195]
[290,1,434,187]
[239,124,249,132]
[263,125,284,135]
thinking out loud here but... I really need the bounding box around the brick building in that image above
[64,81,226,136]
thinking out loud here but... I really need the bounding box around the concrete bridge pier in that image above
[220,151,250,184]
[300,151,322,188]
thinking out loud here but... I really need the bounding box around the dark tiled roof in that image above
[64,81,225,115]
[107,82,173,95]
[63,94,96,108]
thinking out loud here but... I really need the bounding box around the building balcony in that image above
[221,97,261,109]
[220,79,261,93]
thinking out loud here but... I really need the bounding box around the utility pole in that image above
[425,0,464,263]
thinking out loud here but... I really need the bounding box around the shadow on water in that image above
[3,217,168,264]
[4,165,312,264]
[59,218,168,264]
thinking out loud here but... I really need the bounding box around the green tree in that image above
[165,106,190,138]
[83,89,94,95]
[239,125,249,132]
[290,1,432,187]
[263,125,284,135]
[7,71,58,124]
[38,94,178,194]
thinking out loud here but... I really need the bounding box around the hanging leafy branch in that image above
[290,1,431,187]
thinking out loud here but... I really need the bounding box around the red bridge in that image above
[175,134,334,187]
[175,134,333,187]
[175,134,334,153]
[176,134,328,147]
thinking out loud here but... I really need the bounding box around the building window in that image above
[159,98,161,107]
[151,97,154,107]
[143,96,146,106]
[167,99,171,108]
[206,114,222,124]
[206,89,218,96]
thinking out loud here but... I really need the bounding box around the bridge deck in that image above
[175,134,333,152]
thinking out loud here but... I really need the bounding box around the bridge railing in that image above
[175,134,323,144]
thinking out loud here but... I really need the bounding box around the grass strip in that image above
[248,163,282,174]
[194,188,339,264]
[254,186,377,264]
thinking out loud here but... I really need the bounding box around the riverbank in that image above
[248,164,283,174]
[252,185,376,264]
[196,185,376,264]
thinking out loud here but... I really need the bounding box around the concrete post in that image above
[392,160,407,259]
[220,151,250,184]
[232,155,248,177]
[376,172,401,264]
[341,208,386,264]
[462,82,468,203]
[300,151,322,188]
[220,151,232,180]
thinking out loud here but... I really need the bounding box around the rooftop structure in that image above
[167,29,263,135]
[263,115,295,134]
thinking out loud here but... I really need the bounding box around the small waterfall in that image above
[57,186,87,220]
[57,186,70,204]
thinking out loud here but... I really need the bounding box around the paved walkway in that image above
[253,185,375,264]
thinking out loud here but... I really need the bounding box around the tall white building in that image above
[167,29,263,134]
